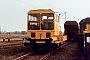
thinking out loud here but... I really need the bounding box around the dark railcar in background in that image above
[79,17,90,33]
[64,21,79,41]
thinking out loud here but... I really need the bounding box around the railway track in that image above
[0,41,23,48]
[14,49,41,60]
[0,44,31,60]
[14,41,71,60]
[14,51,36,60]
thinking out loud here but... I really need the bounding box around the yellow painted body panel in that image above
[83,23,90,34]
[27,30,54,39]
[63,35,67,41]
[54,22,60,35]
[86,23,90,33]
[27,30,62,41]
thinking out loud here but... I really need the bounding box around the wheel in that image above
[8,39,10,42]
[3,39,5,42]
[22,38,24,40]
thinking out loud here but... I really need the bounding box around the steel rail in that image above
[14,49,41,60]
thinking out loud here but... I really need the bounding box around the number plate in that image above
[36,41,45,43]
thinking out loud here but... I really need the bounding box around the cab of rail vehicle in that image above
[24,9,63,46]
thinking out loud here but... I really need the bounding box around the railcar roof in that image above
[79,17,90,24]
[64,21,78,25]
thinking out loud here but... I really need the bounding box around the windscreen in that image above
[42,13,54,21]
[28,22,40,30]
[41,22,54,30]
[28,14,40,21]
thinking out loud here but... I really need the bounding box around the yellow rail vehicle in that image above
[24,9,63,48]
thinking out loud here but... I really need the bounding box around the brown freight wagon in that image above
[64,21,79,41]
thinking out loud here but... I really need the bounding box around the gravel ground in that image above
[46,42,86,60]
[0,45,31,60]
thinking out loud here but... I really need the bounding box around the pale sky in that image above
[0,0,90,32]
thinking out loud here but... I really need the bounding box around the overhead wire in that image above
[17,0,38,8]
[18,0,60,11]
[38,0,59,9]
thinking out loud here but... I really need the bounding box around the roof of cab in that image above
[28,9,55,14]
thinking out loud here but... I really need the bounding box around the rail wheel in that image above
[3,39,5,42]
[8,39,10,42]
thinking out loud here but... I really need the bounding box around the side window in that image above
[56,15,59,22]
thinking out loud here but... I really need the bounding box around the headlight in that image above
[31,32,35,38]
[46,32,51,38]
